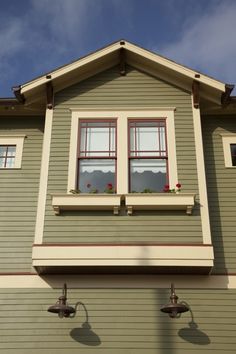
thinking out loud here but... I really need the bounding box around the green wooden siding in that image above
[0,287,236,353]
[0,117,44,272]
[202,114,236,273]
[44,65,202,244]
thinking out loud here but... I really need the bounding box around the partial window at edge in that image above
[230,144,236,166]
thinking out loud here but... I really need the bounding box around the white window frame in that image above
[222,135,236,168]
[0,135,25,169]
[68,109,178,194]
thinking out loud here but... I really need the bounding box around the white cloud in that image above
[159,1,236,87]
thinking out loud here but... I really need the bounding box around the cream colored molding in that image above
[191,96,212,245]
[52,194,121,215]
[125,193,195,215]
[67,109,178,194]
[1,274,236,289]
[221,135,236,167]
[0,135,26,168]
[32,244,214,268]
[34,108,53,244]
[21,40,225,95]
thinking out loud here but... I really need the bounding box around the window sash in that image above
[0,145,16,168]
[78,120,117,192]
[128,120,168,192]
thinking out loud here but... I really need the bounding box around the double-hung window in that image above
[78,120,116,193]
[128,120,167,192]
[0,145,16,168]
[68,110,177,194]
[0,136,25,169]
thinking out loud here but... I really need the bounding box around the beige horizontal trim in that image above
[1,274,236,289]
[69,107,177,112]
[32,245,214,268]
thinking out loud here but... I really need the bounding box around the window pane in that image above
[78,159,115,193]
[80,122,116,157]
[0,146,7,157]
[130,159,167,192]
[230,144,236,166]
[0,158,5,168]
[7,146,16,156]
[5,158,15,168]
[130,121,166,157]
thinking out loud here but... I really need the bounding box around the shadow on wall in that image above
[178,302,210,345]
[70,301,101,346]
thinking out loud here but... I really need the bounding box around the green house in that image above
[1,40,236,353]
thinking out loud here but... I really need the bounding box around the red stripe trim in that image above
[33,243,213,247]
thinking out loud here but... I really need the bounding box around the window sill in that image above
[125,193,196,215]
[52,194,122,215]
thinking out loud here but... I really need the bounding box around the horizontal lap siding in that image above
[44,66,201,243]
[0,117,44,271]
[0,287,236,353]
[202,114,236,273]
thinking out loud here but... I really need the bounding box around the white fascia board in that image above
[20,40,226,96]
[21,42,121,94]
[125,42,226,92]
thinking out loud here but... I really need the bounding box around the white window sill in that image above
[125,193,196,215]
[51,193,196,215]
[52,194,122,215]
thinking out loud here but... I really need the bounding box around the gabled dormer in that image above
[10,40,233,275]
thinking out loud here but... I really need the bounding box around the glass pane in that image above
[80,122,115,157]
[78,159,115,193]
[130,159,167,192]
[0,157,5,168]
[230,144,236,166]
[7,146,16,156]
[5,158,15,168]
[130,121,166,157]
[0,146,7,157]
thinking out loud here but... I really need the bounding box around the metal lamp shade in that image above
[160,283,189,318]
[47,284,76,318]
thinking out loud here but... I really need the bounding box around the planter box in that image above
[125,193,196,215]
[52,194,122,215]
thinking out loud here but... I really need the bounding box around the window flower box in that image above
[125,193,196,215]
[51,194,122,215]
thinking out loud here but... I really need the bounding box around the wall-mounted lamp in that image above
[47,283,76,318]
[160,283,189,318]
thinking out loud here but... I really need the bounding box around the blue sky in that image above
[0,0,236,97]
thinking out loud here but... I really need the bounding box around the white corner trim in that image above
[221,135,236,167]
[34,108,53,244]
[0,135,26,168]
[191,96,212,245]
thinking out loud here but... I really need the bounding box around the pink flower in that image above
[107,183,113,190]
[176,183,181,189]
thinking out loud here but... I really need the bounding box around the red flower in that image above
[176,183,181,189]
[86,183,91,188]
[107,183,113,190]
[163,184,170,192]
